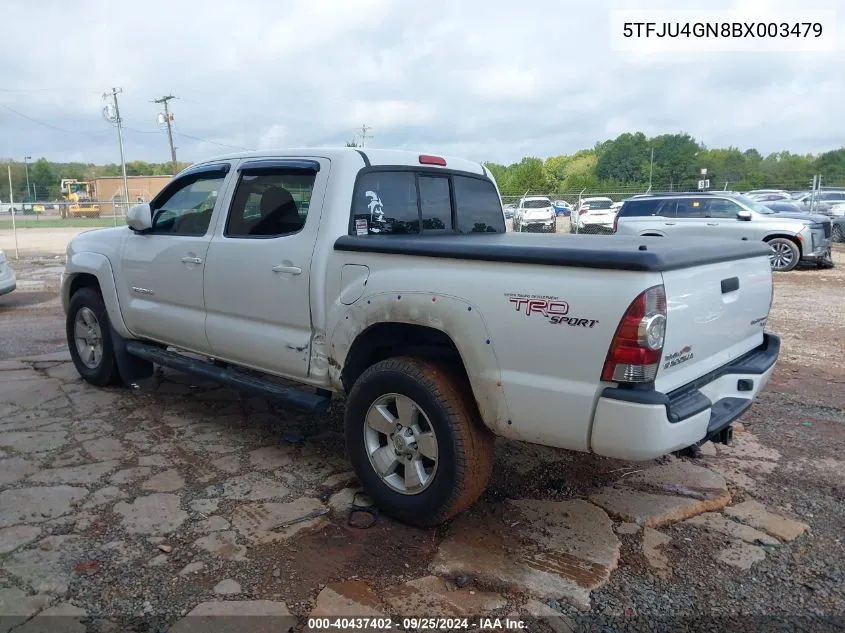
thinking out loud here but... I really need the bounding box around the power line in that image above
[172,130,253,151]
[152,94,178,171]
[122,125,164,135]
[0,87,104,94]
[0,103,107,137]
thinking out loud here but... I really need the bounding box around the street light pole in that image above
[8,164,19,260]
[24,156,32,200]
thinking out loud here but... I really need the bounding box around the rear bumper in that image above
[519,220,556,232]
[590,333,780,461]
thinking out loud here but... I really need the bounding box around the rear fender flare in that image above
[327,291,511,433]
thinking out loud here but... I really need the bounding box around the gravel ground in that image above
[0,244,843,633]
[557,246,845,631]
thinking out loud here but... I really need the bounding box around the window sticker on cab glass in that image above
[365,190,386,232]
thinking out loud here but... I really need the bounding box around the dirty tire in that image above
[766,237,800,272]
[345,356,494,527]
[66,287,121,387]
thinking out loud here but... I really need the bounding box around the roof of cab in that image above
[192,147,486,176]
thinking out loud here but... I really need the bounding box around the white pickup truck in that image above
[61,148,780,526]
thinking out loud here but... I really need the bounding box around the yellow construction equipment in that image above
[60,179,100,218]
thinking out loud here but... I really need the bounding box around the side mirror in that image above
[127,203,152,232]
[737,210,752,221]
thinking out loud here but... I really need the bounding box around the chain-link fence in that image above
[503,189,642,235]
[502,181,845,235]
[0,199,131,221]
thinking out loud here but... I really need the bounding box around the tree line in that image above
[0,158,192,202]
[3,133,845,202]
[485,133,845,197]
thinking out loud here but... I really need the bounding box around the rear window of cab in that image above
[351,170,506,235]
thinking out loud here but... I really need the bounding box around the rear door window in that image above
[675,198,706,218]
[618,199,661,217]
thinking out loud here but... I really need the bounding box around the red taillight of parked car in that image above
[612,216,618,233]
[601,285,667,384]
[579,206,590,215]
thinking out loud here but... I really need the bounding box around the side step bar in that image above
[125,341,331,415]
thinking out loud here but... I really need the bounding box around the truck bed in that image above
[334,233,771,272]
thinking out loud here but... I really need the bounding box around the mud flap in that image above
[108,324,154,385]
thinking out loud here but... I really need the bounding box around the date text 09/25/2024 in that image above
[306,617,528,630]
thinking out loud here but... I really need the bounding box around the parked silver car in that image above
[795,190,845,215]
[0,248,17,296]
[614,192,832,272]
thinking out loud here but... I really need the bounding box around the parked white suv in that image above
[573,196,615,232]
[60,148,779,526]
[513,196,556,232]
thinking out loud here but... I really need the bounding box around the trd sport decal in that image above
[505,293,599,328]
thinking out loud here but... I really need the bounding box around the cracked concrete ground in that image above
[1,247,844,631]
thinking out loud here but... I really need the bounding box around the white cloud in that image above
[257,124,288,149]
[0,0,842,166]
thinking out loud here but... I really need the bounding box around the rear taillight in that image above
[601,285,667,383]
[612,216,619,233]
[579,207,589,215]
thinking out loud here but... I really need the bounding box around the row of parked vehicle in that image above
[505,196,619,233]
[505,189,843,272]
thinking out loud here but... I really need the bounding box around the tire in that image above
[833,224,844,243]
[66,287,121,386]
[766,237,800,272]
[344,356,494,527]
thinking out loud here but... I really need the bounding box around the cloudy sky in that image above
[0,0,842,166]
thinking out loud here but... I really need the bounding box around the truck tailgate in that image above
[655,254,772,394]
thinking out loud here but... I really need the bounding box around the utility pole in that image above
[358,124,372,147]
[103,87,129,226]
[153,94,177,171]
[24,156,32,200]
[8,165,19,259]
[648,148,654,192]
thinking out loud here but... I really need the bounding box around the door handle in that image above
[706,222,719,226]
[272,265,302,275]
[664,222,676,226]
[180,256,203,264]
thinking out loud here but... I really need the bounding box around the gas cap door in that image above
[340,264,370,305]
